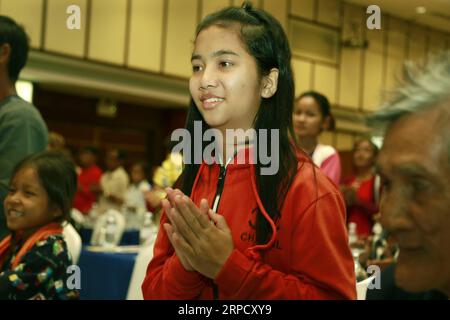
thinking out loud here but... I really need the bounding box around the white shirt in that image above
[98,166,129,213]
[124,180,151,212]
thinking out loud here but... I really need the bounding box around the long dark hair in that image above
[180,2,298,244]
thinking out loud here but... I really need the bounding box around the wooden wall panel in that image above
[407,24,426,63]
[88,0,127,65]
[0,0,44,48]
[292,58,312,97]
[317,0,340,27]
[362,26,384,111]
[385,17,407,93]
[338,3,363,109]
[336,132,353,151]
[290,0,315,20]
[128,0,164,72]
[164,0,198,77]
[45,0,87,57]
[314,64,337,104]
[319,131,334,146]
[263,0,287,31]
[201,0,230,19]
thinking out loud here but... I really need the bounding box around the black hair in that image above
[0,16,29,82]
[181,2,298,244]
[80,146,99,156]
[10,151,78,222]
[296,90,336,130]
[108,149,127,162]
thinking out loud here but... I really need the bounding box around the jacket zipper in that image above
[212,164,227,300]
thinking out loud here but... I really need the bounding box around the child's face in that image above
[189,25,263,132]
[4,167,61,234]
[292,96,327,138]
[131,165,145,183]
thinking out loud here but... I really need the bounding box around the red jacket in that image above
[142,150,356,299]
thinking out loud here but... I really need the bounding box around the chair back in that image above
[62,222,82,264]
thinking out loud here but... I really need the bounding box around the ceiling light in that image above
[415,6,427,14]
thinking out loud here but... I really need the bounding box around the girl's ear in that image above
[50,205,63,219]
[261,68,279,99]
[321,116,331,131]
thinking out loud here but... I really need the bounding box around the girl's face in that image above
[292,96,328,138]
[353,140,377,169]
[189,25,264,132]
[4,167,61,234]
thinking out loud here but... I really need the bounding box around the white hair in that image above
[367,50,450,160]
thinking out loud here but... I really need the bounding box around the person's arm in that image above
[214,192,356,299]
[141,210,207,299]
[320,152,342,185]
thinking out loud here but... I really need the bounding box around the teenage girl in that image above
[142,3,355,299]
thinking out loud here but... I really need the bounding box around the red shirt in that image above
[142,148,356,300]
[342,175,379,238]
[73,165,102,214]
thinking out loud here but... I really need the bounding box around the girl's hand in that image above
[161,198,194,271]
[168,195,234,279]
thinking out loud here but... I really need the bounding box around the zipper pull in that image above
[219,165,226,179]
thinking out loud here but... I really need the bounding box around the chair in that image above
[356,275,376,300]
[62,222,82,264]
[71,208,85,226]
[126,242,155,300]
[90,209,125,246]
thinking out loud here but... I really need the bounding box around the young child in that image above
[124,162,151,213]
[0,151,79,299]
[142,3,356,299]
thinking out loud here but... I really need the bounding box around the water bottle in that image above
[371,222,386,260]
[140,212,155,246]
[348,222,358,246]
[103,211,118,248]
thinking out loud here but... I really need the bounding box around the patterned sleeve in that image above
[0,236,79,300]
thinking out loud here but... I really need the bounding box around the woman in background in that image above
[293,91,341,184]
[341,138,380,239]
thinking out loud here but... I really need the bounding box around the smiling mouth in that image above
[7,209,25,218]
[202,97,224,109]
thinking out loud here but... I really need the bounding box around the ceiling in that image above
[346,0,450,33]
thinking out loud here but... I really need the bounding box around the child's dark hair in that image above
[0,15,29,82]
[182,2,298,244]
[10,151,78,223]
[296,90,336,130]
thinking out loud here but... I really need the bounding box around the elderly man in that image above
[366,51,450,299]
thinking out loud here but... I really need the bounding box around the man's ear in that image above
[0,43,11,64]
[261,68,279,99]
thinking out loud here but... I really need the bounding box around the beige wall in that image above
[1,0,449,151]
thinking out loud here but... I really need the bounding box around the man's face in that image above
[377,107,450,295]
